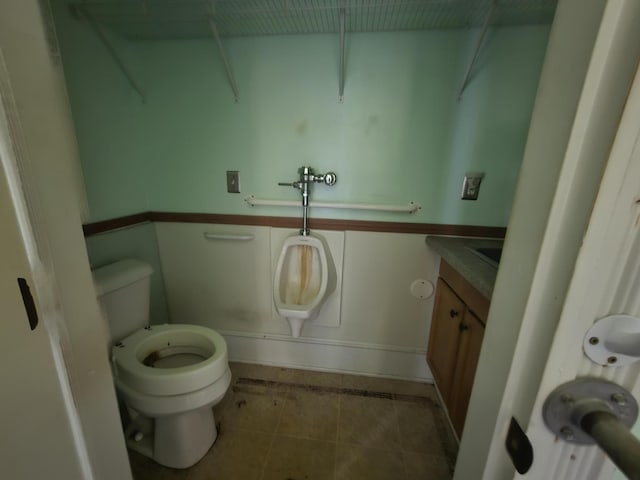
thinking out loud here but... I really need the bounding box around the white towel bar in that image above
[203,233,254,241]
[245,195,421,214]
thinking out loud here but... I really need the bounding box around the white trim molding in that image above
[219,329,433,382]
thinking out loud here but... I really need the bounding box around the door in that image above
[427,279,466,401]
[0,71,88,480]
[453,1,640,478]
[449,310,485,438]
[516,59,640,479]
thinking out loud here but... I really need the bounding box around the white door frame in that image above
[455,0,640,478]
[521,56,640,479]
[0,1,132,478]
[0,49,92,480]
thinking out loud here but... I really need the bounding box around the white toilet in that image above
[92,259,231,469]
[273,234,336,337]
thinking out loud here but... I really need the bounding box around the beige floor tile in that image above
[435,409,459,465]
[187,428,272,480]
[128,450,190,480]
[403,452,452,480]
[395,401,446,456]
[128,368,456,480]
[212,389,233,423]
[335,446,405,480]
[128,449,149,472]
[261,435,335,480]
[277,390,340,441]
[228,361,250,378]
[229,362,285,382]
[280,368,344,389]
[219,383,288,433]
[342,374,436,399]
[341,374,391,392]
[393,382,440,401]
[338,395,402,450]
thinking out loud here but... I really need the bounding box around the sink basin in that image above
[467,247,502,267]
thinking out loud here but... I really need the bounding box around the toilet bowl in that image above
[273,234,336,337]
[92,259,231,469]
[112,324,230,414]
[112,324,231,468]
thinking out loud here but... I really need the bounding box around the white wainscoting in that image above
[221,329,434,382]
[156,222,439,381]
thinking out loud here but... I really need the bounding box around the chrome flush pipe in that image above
[300,167,311,236]
[279,167,337,236]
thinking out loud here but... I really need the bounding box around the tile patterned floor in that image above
[129,363,458,480]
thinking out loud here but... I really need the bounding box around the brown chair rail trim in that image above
[82,212,151,236]
[83,211,507,238]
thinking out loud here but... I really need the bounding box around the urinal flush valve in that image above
[278,167,337,235]
[279,167,337,190]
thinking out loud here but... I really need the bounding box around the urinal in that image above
[274,234,336,337]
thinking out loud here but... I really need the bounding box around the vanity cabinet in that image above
[427,260,489,438]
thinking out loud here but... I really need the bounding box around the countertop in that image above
[425,235,504,299]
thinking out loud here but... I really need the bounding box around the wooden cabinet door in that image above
[449,310,485,437]
[427,279,466,403]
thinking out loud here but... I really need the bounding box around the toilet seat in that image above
[112,324,228,396]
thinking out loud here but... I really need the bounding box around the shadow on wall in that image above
[440,27,549,225]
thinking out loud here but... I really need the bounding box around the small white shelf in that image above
[70,0,557,102]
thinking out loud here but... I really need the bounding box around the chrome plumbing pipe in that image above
[278,166,337,236]
[300,167,311,235]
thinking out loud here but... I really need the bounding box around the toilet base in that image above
[126,406,217,469]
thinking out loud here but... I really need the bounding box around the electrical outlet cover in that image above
[461,172,484,200]
[227,170,240,193]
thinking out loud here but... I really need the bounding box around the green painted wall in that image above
[52,1,550,227]
[53,4,149,221]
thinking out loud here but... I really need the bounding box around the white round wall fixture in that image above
[410,279,434,300]
[583,314,640,367]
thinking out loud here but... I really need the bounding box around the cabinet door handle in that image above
[450,309,460,318]
[459,322,469,332]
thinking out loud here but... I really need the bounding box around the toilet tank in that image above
[92,259,154,342]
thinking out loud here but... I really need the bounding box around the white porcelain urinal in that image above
[273,234,336,337]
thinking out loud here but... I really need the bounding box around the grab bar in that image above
[581,411,640,478]
[203,233,254,241]
[245,195,421,214]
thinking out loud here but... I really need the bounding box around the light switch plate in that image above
[226,170,240,193]
[461,172,484,200]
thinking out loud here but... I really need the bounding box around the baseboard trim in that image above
[219,329,434,382]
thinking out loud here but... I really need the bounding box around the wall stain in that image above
[295,119,308,136]
[364,114,379,136]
